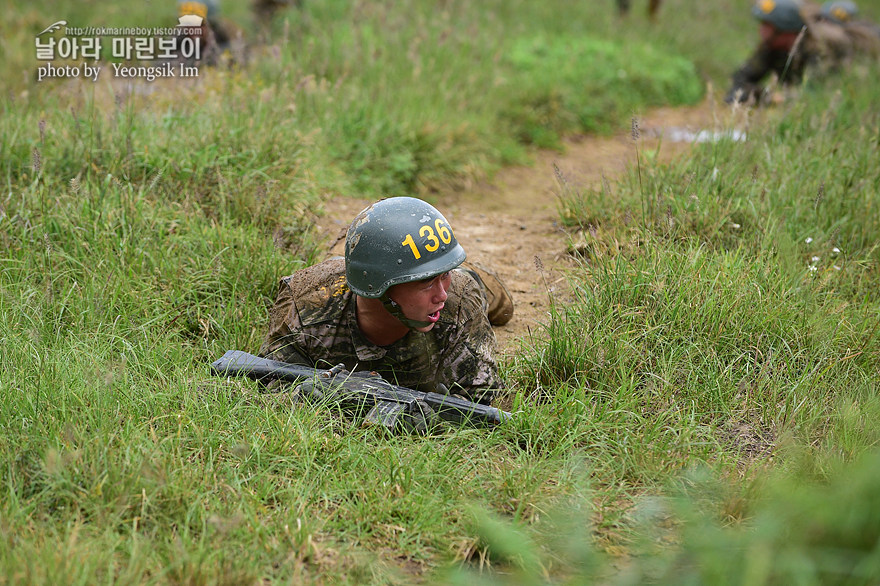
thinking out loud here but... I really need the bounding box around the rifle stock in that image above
[210,350,512,429]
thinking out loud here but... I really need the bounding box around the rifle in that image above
[210,350,512,434]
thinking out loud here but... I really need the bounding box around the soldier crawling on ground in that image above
[176,0,247,66]
[725,0,880,105]
[175,0,306,62]
[725,0,821,104]
[259,197,514,406]
[815,1,880,60]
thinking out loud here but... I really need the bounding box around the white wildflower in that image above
[808,265,818,272]
[832,247,840,254]
[811,256,820,263]
[805,237,813,244]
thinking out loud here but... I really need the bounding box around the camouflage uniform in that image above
[841,19,880,58]
[725,35,812,103]
[801,4,856,73]
[259,257,502,404]
[726,0,814,104]
[177,0,244,66]
[817,1,880,58]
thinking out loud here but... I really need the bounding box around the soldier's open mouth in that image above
[427,310,441,323]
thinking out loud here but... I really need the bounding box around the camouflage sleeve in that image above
[438,273,503,405]
[847,21,880,58]
[258,277,312,366]
[725,45,772,103]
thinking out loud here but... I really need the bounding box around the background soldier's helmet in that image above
[752,0,806,32]
[345,197,467,298]
[821,1,858,23]
[178,0,219,20]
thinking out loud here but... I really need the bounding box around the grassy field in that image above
[3,0,880,583]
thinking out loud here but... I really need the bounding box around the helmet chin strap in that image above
[380,294,433,330]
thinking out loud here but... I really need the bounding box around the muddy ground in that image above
[314,97,753,356]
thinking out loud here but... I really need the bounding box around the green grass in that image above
[3,0,880,583]
[6,0,708,197]
[502,35,703,146]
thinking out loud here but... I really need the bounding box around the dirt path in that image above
[314,97,749,356]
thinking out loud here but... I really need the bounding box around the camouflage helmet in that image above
[345,197,467,298]
[178,0,219,20]
[821,1,858,23]
[752,0,806,32]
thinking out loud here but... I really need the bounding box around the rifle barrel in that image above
[210,350,320,383]
[210,350,513,427]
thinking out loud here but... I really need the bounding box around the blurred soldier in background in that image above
[177,0,245,66]
[801,0,857,74]
[818,1,880,58]
[724,0,815,104]
[177,0,222,64]
[616,0,663,21]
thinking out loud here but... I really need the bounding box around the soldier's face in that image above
[759,21,777,42]
[388,272,452,331]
